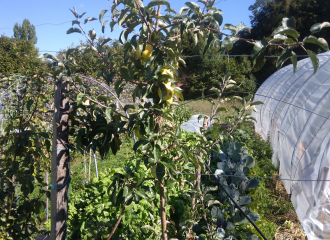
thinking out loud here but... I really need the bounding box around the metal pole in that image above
[210,105,213,119]
[93,151,99,179]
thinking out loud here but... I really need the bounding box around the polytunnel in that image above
[252,51,330,240]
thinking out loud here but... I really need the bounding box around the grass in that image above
[184,98,242,117]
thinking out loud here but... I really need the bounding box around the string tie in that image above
[52,147,68,152]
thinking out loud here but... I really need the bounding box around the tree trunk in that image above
[159,182,167,240]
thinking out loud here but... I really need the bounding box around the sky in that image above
[0,0,256,54]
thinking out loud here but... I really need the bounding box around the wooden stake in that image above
[45,171,48,221]
[50,79,70,240]
[84,151,86,181]
[89,149,91,182]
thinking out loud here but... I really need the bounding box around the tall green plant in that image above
[0,60,52,239]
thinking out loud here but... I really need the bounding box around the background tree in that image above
[249,0,330,41]
[179,32,256,99]
[0,35,43,75]
[13,19,38,44]
[56,39,124,78]
[232,0,330,85]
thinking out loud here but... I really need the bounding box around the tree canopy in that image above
[179,31,256,99]
[249,0,330,41]
[0,35,42,75]
[56,39,124,78]
[13,19,37,44]
[232,0,330,84]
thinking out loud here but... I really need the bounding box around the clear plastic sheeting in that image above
[180,114,209,133]
[252,51,330,239]
[303,168,330,240]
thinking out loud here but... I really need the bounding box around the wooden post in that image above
[84,151,86,181]
[50,79,70,240]
[45,171,48,221]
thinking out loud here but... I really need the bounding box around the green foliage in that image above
[13,19,38,44]
[179,32,256,99]
[236,0,330,84]
[67,145,196,240]
[67,131,263,239]
[0,71,52,239]
[231,123,275,177]
[230,123,295,239]
[56,39,125,78]
[164,136,261,239]
[249,0,330,43]
[0,35,44,75]
[1,0,329,239]
[173,104,193,125]
[68,170,158,240]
